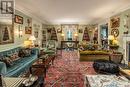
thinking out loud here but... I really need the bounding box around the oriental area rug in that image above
[44,51,96,87]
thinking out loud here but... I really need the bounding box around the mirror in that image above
[0,0,14,45]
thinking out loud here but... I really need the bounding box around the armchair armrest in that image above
[0,61,7,75]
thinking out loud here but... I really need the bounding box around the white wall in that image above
[32,20,42,46]
[0,10,44,52]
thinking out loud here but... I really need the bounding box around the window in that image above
[67,30,72,40]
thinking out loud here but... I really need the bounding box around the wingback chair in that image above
[46,40,57,55]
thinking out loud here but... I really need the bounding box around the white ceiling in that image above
[15,0,130,24]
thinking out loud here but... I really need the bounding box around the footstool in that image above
[93,59,119,74]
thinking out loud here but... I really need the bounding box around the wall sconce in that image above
[74,33,78,41]
[61,33,65,36]
[15,29,23,38]
[19,30,23,37]
[15,25,23,38]
[74,33,78,37]
[124,14,130,29]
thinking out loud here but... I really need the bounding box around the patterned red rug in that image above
[45,51,96,87]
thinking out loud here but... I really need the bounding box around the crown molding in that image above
[98,4,130,24]
[15,5,48,24]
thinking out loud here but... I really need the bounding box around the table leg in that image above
[38,76,44,87]
[29,67,32,74]
[44,67,47,78]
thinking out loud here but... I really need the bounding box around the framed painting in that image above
[0,24,14,44]
[110,17,120,28]
[25,26,32,34]
[14,15,23,24]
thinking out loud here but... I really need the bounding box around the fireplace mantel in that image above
[123,34,130,37]
[122,35,130,65]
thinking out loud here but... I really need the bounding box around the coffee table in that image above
[85,75,130,87]
[31,54,55,77]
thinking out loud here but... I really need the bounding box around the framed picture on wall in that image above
[25,26,32,34]
[0,24,14,44]
[14,15,23,24]
[110,17,120,28]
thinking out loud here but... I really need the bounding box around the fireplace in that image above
[123,35,130,65]
[127,42,130,66]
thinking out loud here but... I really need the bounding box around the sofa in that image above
[80,50,110,61]
[0,47,39,77]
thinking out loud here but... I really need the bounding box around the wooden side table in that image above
[31,54,55,77]
[109,53,123,64]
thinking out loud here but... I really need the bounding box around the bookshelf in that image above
[83,27,90,41]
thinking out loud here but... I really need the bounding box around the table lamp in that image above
[74,33,78,41]
[61,33,65,41]
[24,40,32,48]
[113,39,118,45]
[29,35,36,46]
[108,35,114,45]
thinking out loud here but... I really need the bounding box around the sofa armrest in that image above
[0,62,7,75]
[31,48,39,55]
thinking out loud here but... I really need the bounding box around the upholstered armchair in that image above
[45,40,57,55]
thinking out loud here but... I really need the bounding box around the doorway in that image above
[100,24,108,49]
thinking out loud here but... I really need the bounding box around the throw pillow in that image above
[18,49,25,57]
[10,53,19,61]
[0,57,13,67]
[18,48,31,57]
[23,49,31,57]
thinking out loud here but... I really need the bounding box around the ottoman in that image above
[93,59,119,74]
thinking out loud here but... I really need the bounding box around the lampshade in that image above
[61,33,65,36]
[29,36,36,41]
[24,40,32,47]
[74,33,78,36]
[108,35,114,40]
[113,39,118,45]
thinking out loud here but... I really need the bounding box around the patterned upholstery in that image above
[0,47,39,77]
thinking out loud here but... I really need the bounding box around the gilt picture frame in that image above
[110,17,120,28]
[25,26,32,34]
[14,15,23,24]
[0,24,14,44]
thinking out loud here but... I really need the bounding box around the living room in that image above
[0,0,130,87]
